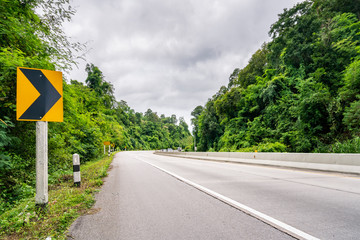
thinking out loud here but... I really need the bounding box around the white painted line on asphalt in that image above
[143,160,319,240]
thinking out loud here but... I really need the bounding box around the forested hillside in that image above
[0,0,191,212]
[192,0,360,153]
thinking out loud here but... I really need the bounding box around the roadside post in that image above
[194,131,197,152]
[104,141,110,156]
[17,67,63,208]
[36,121,48,205]
[73,154,81,187]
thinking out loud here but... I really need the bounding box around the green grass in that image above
[0,153,115,240]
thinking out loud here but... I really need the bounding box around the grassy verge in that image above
[0,153,115,240]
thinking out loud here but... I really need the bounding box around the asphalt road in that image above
[69,151,360,240]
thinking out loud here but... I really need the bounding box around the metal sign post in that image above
[36,121,48,207]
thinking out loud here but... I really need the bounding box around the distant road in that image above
[69,151,360,240]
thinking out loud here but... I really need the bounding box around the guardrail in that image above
[154,151,360,174]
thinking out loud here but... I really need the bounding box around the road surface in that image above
[68,151,360,239]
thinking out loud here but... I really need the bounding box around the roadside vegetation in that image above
[191,0,360,153]
[0,153,113,239]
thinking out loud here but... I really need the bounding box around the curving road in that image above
[69,151,360,240]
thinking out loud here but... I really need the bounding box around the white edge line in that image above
[143,160,320,240]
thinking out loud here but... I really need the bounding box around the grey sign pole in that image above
[36,121,48,207]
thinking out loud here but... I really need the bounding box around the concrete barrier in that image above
[154,151,360,174]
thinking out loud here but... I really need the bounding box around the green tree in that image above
[85,63,115,108]
[236,44,268,88]
[268,1,320,72]
[197,99,223,151]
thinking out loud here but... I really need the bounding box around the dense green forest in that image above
[192,0,360,153]
[0,0,191,212]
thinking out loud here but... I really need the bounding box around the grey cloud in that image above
[64,0,303,129]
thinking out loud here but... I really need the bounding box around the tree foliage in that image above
[192,0,360,153]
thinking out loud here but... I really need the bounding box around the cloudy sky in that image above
[63,0,302,130]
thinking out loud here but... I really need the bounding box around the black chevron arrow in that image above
[19,68,61,120]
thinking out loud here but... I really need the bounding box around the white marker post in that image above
[194,134,197,152]
[73,154,81,187]
[36,121,48,207]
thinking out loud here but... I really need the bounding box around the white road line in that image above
[143,160,319,240]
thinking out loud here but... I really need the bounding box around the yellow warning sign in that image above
[17,67,63,122]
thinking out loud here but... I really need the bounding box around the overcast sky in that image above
[63,0,302,131]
